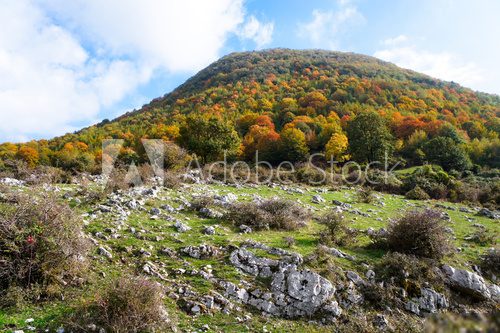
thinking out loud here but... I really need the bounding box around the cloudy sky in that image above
[1,0,499,142]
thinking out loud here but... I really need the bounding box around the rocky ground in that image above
[0,174,498,332]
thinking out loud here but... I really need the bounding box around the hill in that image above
[1,48,499,170]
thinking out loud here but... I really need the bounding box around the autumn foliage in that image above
[0,49,499,172]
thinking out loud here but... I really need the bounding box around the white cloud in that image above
[237,16,274,49]
[297,1,364,49]
[0,0,273,142]
[374,38,484,90]
[382,34,408,46]
[42,0,247,72]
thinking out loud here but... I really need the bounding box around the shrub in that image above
[317,210,353,246]
[190,195,215,212]
[163,171,182,189]
[360,282,402,310]
[368,169,403,194]
[0,192,89,304]
[386,209,451,259]
[70,276,169,333]
[356,186,376,203]
[401,165,450,200]
[479,248,500,278]
[104,168,133,193]
[164,142,190,170]
[304,245,347,284]
[295,165,328,185]
[226,198,309,231]
[405,186,430,200]
[374,252,442,291]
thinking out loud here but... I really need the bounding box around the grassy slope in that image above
[0,181,498,332]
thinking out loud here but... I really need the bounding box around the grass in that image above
[1,180,498,332]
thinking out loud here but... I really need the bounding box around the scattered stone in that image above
[199,207,224,219]
[366,270,376,280]
[98,246,112,259]
[373,314,390,330]
[239,224,252,234]
[405,300,420,315]
[320,245,355,260]
[159,247,176,257]
[160,204,176,213]
[311,195,325,204]
[174,220,191,232]
[346,271,365,286]
[0,177,25,186]
[181,244,220,259]
[150,207,161,215]
[202,226,216,235]
[215,193,238,204]
[477,208,499,219]
[332,200,352,209]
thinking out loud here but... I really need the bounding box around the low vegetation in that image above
[225,198,310,231]
[70,276,169,333]
[317,210,353,246]
[0,191,89,307]
[386,208,451,259]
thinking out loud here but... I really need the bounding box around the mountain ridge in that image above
[113,48,499,125]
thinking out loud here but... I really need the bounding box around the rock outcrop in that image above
[442,265,500,302]
[226,244,337,318]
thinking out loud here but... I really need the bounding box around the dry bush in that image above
[190,195,216,212]
[0,191,89,306]
[317,210,353,246]
[373,252,443,295]
[163,171,182,189]
[387,208,451,259]
[70,276,170,333]
[226,198,310,231]
[360,282,403,310]
[104,168,133,193]
[356,186,376,203]
[295,165,329,185]
[26,166,73,185]
[164,141,190,170]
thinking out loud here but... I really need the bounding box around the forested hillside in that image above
[1,49,499,171]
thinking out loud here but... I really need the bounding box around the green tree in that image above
[178,115,240,163]
[347,112,393,163]
[439,123,464,144]
[423,137,471,171]
[279,128,309,162]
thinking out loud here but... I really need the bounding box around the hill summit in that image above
[1,48,499,170]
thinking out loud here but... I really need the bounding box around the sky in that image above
[1,0,499,143]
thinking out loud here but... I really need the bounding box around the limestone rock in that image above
[442,265,499,301]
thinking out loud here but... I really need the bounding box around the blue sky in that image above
[0,0,499,142]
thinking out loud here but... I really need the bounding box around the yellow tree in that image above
[16,146,39,168]
[325,133,349,162]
